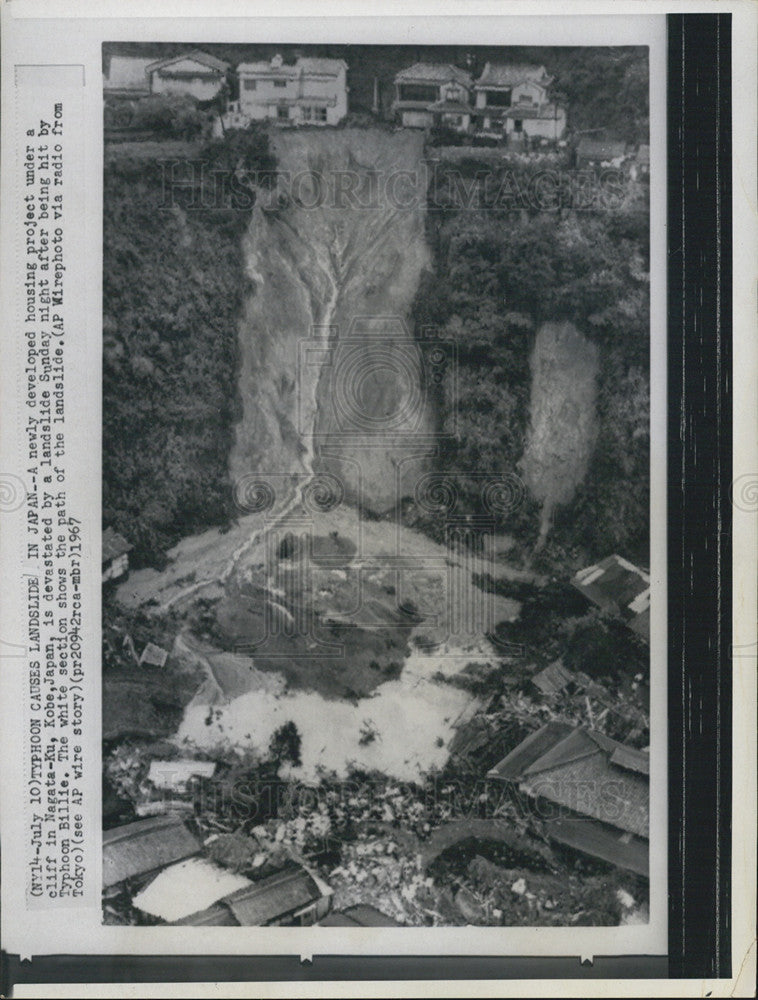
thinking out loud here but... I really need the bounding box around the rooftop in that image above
[146,49,230,75]
[394,62,472,88]
[102,815,201,887]
[488,724,650,839]
[571,554,650,641]
[224,865,332,926]
[475,62,552,89]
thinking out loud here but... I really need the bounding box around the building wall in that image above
[512,80,547,104]
[505,111,566,140]
[150,71,224,101]
[238,67,347,126]
[401,109,434,129]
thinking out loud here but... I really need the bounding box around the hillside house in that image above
[102,53,153,100]
[234,54,348,127]
[145,50,230,102]
[571,554,650,643]
[473,63,566,140]
[392,63,473,132]
[488,722,649,878]
[102,527,132,583]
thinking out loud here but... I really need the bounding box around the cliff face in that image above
[230,129,434,516]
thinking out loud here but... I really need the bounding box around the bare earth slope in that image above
[231,128,434,515]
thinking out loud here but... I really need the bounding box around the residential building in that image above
[102,53,153,100]
[145,49,230,102]
[392,63,473,132]
[473,63,566,140]
[234,54,348,127]
[173,864,334,926]
[102,815,201,888]
[571,553,650,642]
[102,527,132,583]
[488,722,649,878]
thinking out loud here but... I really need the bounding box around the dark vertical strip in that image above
[667,12,732,979]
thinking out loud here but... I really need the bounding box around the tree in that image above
[269,721,302,768]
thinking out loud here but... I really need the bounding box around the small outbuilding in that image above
[102,527,132,583]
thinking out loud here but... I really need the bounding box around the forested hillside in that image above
[102,131,274,566]
[411,159,650,567]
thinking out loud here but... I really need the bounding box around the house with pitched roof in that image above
[103,815,202,888]
[235,54,348,127]
[145,49,231,102]
[473,63,566,140]
[392,63,473,132]
[488,722,649,877]
[171,864,333,926]
[571,554,650,643]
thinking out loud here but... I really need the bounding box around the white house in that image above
[391,63,473,132]
[234,54,348,127]
[146,50,231,102]
[103,53,153,100]
[473,63,566,140]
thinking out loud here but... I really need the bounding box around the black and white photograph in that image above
[99,40,654,930]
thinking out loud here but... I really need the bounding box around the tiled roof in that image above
[546,817,648,877]
[394,63,472,87]
[224,866,329,926]
[475,62,550,89]
[571,554,650,641]
[102,527,132,563]
[532,660,575,696]
[237,57,345,77]
[172,902,237,926]
[146,49,230,74]
[489,724,650,839]
[487,721,575,781]
[102,815,201,887]
[428,99,473,114]
[298,57,347,75]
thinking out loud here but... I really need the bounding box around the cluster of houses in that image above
[103,47,568,143]
[102,532,651,920]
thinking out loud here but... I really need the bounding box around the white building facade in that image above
[473,63,566,140]
[391,63,473,132]
[235,54,348,127]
